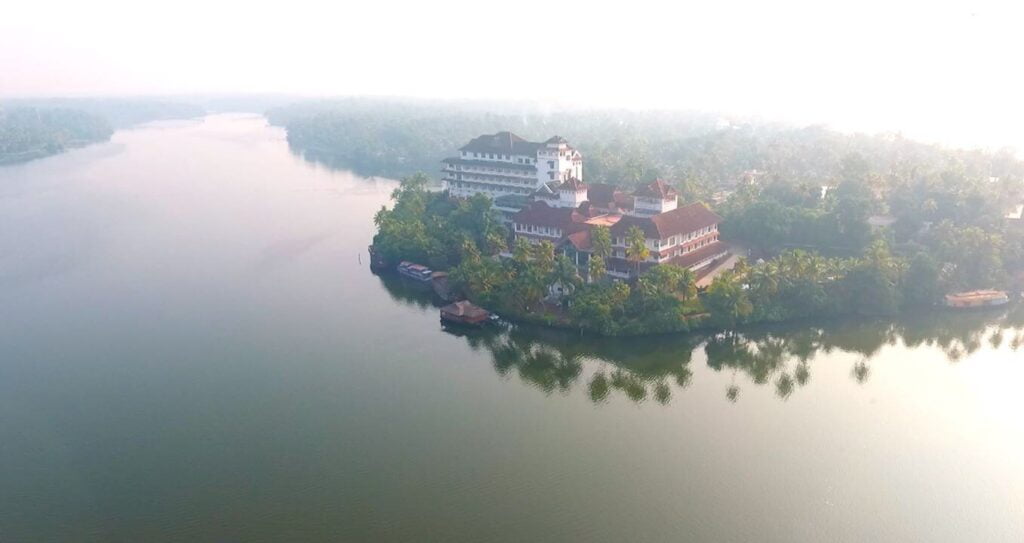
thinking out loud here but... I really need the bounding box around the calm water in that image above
[1,115,1023,542]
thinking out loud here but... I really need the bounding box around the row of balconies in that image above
[611,227,719,252]
[444,164,534,177]
[443,173,538,186]
[448,181,533,195]
[460,151,536,164]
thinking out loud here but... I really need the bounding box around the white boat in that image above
[397,261,433,282]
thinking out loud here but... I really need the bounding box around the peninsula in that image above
[371,127,1024,336]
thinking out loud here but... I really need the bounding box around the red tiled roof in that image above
[511,201,589,233]
[634,179,678,200]
[609,214,660,239]
[566,230,592,251]
[610,203,721,239]
[650,203,720,238]
[668,241,729,268]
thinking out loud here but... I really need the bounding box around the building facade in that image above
[443,132,582,199]
[512,179,727,278]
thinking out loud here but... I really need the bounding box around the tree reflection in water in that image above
[378,274,1024,405]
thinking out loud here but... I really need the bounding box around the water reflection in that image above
[378,274,1024,405]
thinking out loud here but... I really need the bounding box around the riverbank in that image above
[1,100,207,166]
[0,138,112,165]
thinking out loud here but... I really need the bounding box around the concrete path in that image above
[696,243,747,288]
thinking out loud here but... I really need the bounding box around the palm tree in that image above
[533,240,556,277]
[588,254,606,283]
[748,262,779,301]
[551,254,582,299]
[678,268,697,303]
[590,225,612,260]
[625,225,649,278]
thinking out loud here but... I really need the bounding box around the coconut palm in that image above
[550,254,582,299]
[588,255,606,283]
[625,225,649,277]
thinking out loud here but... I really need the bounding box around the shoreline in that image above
[378,267,1022,339]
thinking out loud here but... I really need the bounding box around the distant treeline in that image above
[0,108,113,164]
[3,98,205,128]
[267,98,1024,200]
[0,98,207,165]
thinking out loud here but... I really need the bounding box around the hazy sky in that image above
[2,0,1022,148]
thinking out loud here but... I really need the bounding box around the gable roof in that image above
[459,131,541,156]
[634,179,678,200]
[609,214,660,239]
[558,177,587,191]
[511,201,589,232]
[545,135,569,144]
[610,203,720,239]
[566,229,592,251]
[533,182,559,200]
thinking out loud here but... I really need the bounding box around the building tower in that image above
[631,179,679,216]
[556,177,588,208]
[536,136,583,187]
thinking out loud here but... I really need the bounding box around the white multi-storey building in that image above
[443,132,582,198]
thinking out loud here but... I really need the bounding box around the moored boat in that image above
[943,290,1010,309]
[440,300,492,327]
[397,261,433,282]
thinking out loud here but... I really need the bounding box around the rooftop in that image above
[610,202,720,239]
[634,179,678,200]
[511,201,590,232]
[460,131,541,156]
[558,177,587,191]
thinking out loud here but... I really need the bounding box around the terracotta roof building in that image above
[511,180,727,278]
[606,203,725,275]
[448,130,730,278]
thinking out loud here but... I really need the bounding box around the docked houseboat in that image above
[440,300,493,327]
[397,261,433,282]
[943,290,1010,309]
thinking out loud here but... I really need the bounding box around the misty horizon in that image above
[4,1,1024,150]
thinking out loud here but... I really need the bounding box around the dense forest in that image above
[269,98,1024,201]
[3,98,205,128]
[0,107,114,164]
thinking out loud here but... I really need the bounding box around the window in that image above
[548,161,555,168]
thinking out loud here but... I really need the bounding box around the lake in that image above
[1,114,1022,542]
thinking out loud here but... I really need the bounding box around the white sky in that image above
[2,0,1022,148]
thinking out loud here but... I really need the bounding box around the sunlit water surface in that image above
[1,115,1022,542]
